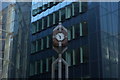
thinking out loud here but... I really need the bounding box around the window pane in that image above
[38,7,42,14]
[81,2,88,13]
[37,39,41,51]
[46,58,49,72]
[32,9,37,16]
[49,35,52,48]
[32,22,37,34]
[43,59,46,72]
[82,22,88,36]
[72,50,75,65]
[31,41,36,53]
[68,29,71,41]
[43,37,47,49]
[44,17,47,29]
[38,19,42,31]
[60,8,65,22]
[47,16,49,27]
[72,26,75,39]
[37,62,40,74]
[47,36,49,48]
[75,23,80,38]
[66,5,72,19]
[83,46,89,63]
[66,52,72,66]
[42,18,44,30]
[80,23,83,36]
[40,60,43,73]
[35,62,37,74]
[50,2,54,7]
[80,47,83,63]
[75,48,80,65]
[67,27,73,40]
[73,2,80,15]
[48,57,52,72]
[43,4,48,11]
[55,11,59,24]
[49,14,53,27]
[41,39,43,50]
[30,63,35,75]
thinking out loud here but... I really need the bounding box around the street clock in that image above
[52,23,69,79]
[53,23,68,47]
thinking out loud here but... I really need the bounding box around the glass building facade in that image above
[29,2,120,79]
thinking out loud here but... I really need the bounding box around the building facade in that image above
[0,2,31,79]
[8,2,32,78]
[29,1,120,79]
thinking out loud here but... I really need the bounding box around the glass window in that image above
[42,18,44,30]
[43,37,47,49]
[46,58,49,72]
[80,23,83,36]
[75,48,80,65]
[40,60,43,73]
[49,35,52,48]
[54,2,59,5]
[37,39,41,51]
[53,13,55,25]
[75,23,80,38]
[41,39,43,50]
[44,17,47,29]
[47,36,49,48]
[81,2,88,13]
[72,50,75,65]
[31,41,36,53]
[43,59,46,72]
[30,63,35,76]
[49,2,54,7]
[37,62,40,74]
[72,26,75,39]
[65,52,72,66]
[36,21,39,32]
[66,4,72,19]
[60,8,65,22]
[68,29,71,41]
[38,7,42,14]
[49,14,53,27]
[48,57,52,72]
[73,2,80,16]
[67,27,73,41]
[55,11,59,24]
[32,22,37,34]
[35,62,37,74]
[43,4,48,11]
[83,46,89,63]
[47,16,49,27]
[80,47,83,63]
[32,9,37,16]
[38,19,42,31]
[81,22,88,36]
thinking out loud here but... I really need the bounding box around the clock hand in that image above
[59,35,61,39]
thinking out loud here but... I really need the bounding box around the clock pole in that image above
[52,23,69,79]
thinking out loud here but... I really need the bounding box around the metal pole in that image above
[58,54,62,79]
[62,58,69,79]
[52,58,58,79]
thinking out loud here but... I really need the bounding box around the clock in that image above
[55,33,65,41]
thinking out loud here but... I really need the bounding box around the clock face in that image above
[55,33,65,41]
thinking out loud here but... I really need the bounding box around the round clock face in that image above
[55,33,65,41]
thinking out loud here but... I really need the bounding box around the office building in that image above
[30,1,119,78]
